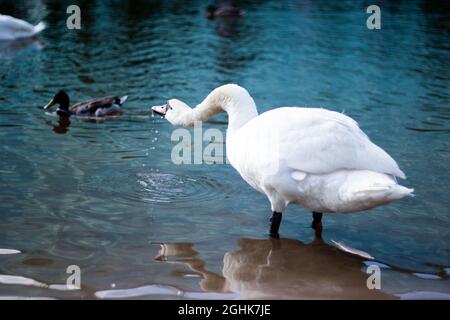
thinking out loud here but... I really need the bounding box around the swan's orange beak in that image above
[152,104,167,117]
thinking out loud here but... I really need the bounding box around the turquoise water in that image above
[0,0,449,299]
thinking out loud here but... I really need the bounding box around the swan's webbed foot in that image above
[269,211,282,238]
[311,212,323,230]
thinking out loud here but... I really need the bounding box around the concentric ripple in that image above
[80,171,236,208]
[137,172,234,206]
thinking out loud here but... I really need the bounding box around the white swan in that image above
[152,84,413,235]
[0,14,46,41]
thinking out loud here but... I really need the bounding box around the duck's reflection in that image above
[156,237,393,299]
[52,115,71,134]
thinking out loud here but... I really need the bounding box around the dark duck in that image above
[43,91,128,118]
[206,4,245,19]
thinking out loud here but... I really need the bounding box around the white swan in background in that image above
[0,14,46,41]
[152,84,413,236]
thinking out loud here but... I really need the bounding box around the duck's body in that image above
[152,84,413,236]
[206,5,245,19]
[66,96,126,117]
[44,91,128,118]
[0,14,46,41]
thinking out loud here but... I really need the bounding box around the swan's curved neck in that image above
[193,84,258,133]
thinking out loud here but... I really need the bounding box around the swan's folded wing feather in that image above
[247,107,405,179]
[285,108,405,178]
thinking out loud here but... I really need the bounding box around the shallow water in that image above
[0,0,449,299]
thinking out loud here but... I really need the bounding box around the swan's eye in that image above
[166,102,173,111]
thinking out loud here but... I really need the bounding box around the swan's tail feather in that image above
[391,185,414,199]
[33,22,46,35]
[354,184,414,201]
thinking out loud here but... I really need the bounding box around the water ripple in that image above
[137,173,234,206]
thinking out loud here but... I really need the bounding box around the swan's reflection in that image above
[156,237,393,299]
[0,37,43,56]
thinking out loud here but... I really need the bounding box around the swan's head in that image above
[152,84,257,129]
[152,99,192,126]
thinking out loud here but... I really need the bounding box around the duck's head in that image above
[152,99,192,126]
[44,90,70,111]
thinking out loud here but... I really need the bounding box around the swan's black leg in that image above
[314,226,323,239]
[311,212,323,230]
[269,212,282,238]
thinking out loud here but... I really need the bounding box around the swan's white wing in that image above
[239,107,405,179]
[0,15,41,40]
